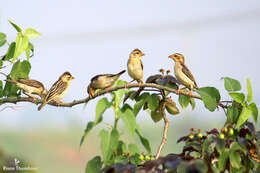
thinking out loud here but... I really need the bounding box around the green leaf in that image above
[133,92,150,116]
[0,40,6,47]
[8,20,22,32]
[28,42,34,55]
[107,128,119,162]
[3,60,31,97]
[193,160,208,173]
[229,92,245,104]
[214,137,225,154]
[10,60,31,79]
[112,80,127,107]
[118,108,136,138]
[202,138,214,155]
[227,105,239,123]
[218,149,229,171]
[223,77,241,92]
[128,144,140,155]
[129,153,142,165]
[178,94,190,109]
[147,93,159,111]
[95,98,111,124]
[116,141,127,155]
[150,109,163,122]
[135,128,151,154]
[190,98,196,110]
[229,151,241,169]
[24,28,41,38]
[5,42,16,61]
[113,80,126,108]
[20,60,31,77]
[0,60,3,68]
[196,87,221,112]
[99,129,120,164]
[0,32,6,47]
[230,142,246,155]
[235,106,252,129]
[85,156,102,173]
[246,78,253,102]
[80,121,95,147]
[3,80,20,97]
[12,33,29,63]
[0,33,6,40]
[133,99,145,116]
[0,81,3,98]
[26,47,30,60]
[99,130,109,164]
[249,102,258,123]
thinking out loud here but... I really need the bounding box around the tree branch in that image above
[155,101,169,159]
[0,83,202,108]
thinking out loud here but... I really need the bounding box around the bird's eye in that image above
[136,52,139,54]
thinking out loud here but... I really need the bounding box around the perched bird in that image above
[127,48,145,84]
[38,72,74,111]
[87,70,126,98]
[169,53,198,95]
[6,78,47,100]
[123,49,145,103]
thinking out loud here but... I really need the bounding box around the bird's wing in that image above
[141,60,143,70]
[181,64,198,88]
[18,79,44,88]
[45,80,67,102]
[90,74,113,82]
[91,71,125,82]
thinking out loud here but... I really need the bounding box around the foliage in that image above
[83,75,259,173]
[0,20,41,98]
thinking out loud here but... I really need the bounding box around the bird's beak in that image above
[168,54,176,61]
[140,52,145,56]
[71,76,75,80]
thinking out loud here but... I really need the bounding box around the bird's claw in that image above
[188,91,193,97]
[176,88,182,94]
[124,83,130,89]
[29,96,38,103]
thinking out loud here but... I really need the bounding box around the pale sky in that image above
[0,0,260,128]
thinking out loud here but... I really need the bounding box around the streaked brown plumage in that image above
[169,53,198,94]
[88,70,126,98]
[6,78,47,99]
[123,49,145,103]
[38,72,74,111]
[127,48,145,83]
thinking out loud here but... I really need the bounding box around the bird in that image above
[5,78,47,100]
[168,53,198,96]
[87,70,126,98]
[123,49,145,103]
[38,72,74,111]
[127,48,145,84]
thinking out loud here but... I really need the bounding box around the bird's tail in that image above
[194,83,199,90]
[38,102,47,111]
[116,70,126,76]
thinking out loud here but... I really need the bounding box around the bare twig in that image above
[0,82,227,111]
[0,83,202,108]
[155,101,169,159]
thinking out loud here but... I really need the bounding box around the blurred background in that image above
[0,0,260,172]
